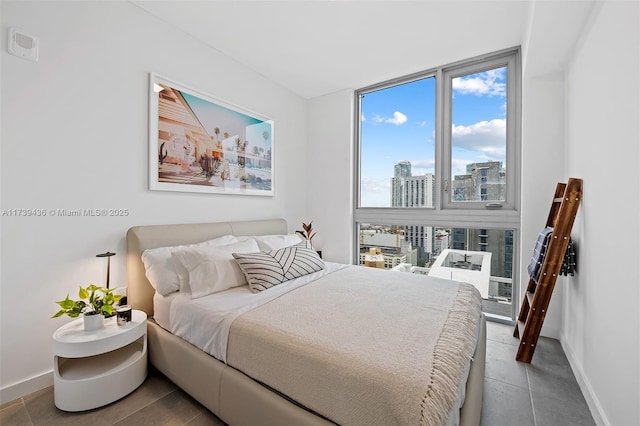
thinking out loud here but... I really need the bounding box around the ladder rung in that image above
[526,291,534,306]
[513,320,525,339]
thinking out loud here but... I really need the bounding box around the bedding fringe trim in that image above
[420,284,482,426]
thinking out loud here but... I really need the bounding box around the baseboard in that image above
[559,331,608,426]
[540,323,561,339]
[0,370,53,405]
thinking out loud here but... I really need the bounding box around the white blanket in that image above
[155,263,481,425]
[227,265,482,426]
[161,262,348,362]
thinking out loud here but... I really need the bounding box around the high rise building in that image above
[394,160,411,178]
[451,161,505,202]
[390,161,435,265]
[391,162,435,208]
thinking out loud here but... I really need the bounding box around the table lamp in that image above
[96,251,115,289]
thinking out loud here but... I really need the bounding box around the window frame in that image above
[442,51,520,211]
[353,47,521,263]
[352,47,522,306]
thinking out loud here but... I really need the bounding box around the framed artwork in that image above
[149,73,274,196]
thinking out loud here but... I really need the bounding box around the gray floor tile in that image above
[486,320,520,347]
[22,386,63,425]
[0,400,33,426]
[484,339,529,388]
[0,398,26,411]
[184,409,227,426]
[111,389,206,426]
[532,390,595,426]
[481,377,535,426]
[31,372,180,426]
[527,368,587,409]
[5,322,596,426]
[525,341,586,409]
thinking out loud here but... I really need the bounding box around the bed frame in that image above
[127,218,486,425]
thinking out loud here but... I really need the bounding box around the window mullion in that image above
[435,67,445,213]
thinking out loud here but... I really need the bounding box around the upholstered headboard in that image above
[126,218,288,316]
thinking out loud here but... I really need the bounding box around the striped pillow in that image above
[232,246,325,292]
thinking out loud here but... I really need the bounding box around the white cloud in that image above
[452,68,505,97]
[386,111,407,125]
[451,118,506,160]
[370,111,407,126]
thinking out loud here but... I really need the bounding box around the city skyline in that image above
[360,67,508,207]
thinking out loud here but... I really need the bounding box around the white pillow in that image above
[171,239,260,298]
[252,234,304,251]
[141,235,237,296]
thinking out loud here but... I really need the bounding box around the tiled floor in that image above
[1,321,595,426]
[481,321,595,426]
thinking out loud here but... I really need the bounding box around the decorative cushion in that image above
[141,235,237,296]
[252,234,304,251]
[233,246,325,293]
[170,239,260,298]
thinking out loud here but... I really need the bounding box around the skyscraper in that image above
[390,161,435,265]
[451,160,505,202]
[391,162,435,208]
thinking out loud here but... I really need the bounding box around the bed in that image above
[126,218,486,426]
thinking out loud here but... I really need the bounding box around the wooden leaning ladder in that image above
[513,178,583,363]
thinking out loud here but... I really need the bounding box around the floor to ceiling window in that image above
[354,48,521,320]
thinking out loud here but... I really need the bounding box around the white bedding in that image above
[153,262,348,362]
[152,262,478,425]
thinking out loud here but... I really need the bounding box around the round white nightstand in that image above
[52,309,147,412]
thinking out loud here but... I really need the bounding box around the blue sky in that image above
[181,90,272,155]
[360,67,507,207]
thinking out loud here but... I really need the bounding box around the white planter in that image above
[83,314,104,331]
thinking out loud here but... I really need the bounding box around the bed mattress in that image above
[153,263,482,425]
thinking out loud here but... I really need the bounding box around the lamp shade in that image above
[96,252,115,289]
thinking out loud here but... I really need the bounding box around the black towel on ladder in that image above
[527,227,576,285]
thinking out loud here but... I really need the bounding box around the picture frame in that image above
[148,73,274,196]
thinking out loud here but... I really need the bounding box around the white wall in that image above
[0,1,308,402]
[306,89,354,263]
[519,71,567,338]
[518,0,596,340]
[562,2,640,425]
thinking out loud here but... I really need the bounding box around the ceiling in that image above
[130,1,536,99]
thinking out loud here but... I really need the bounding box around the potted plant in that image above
[52,284,123,331]
[296,221,316,249]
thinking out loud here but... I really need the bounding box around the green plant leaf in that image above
[54,285,118,319]
[78,286,89,300]
[56,295,75,310]
[86,284,100,292]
